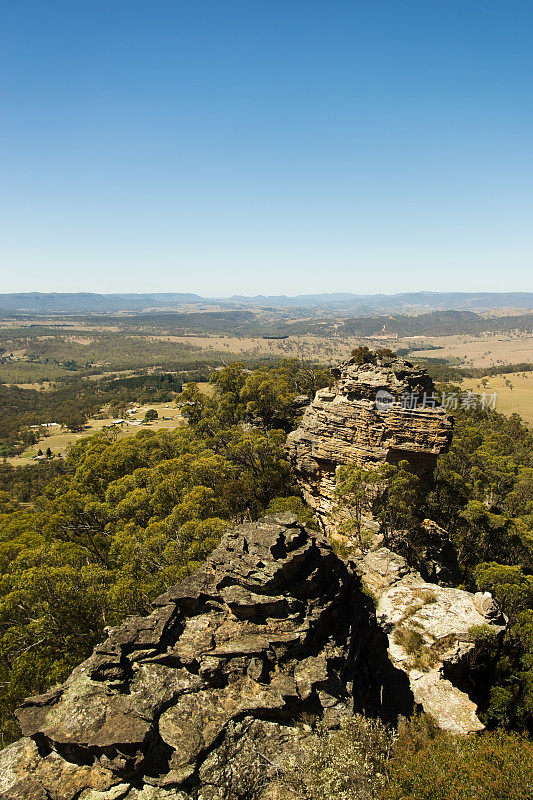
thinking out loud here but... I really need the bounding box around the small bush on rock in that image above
[266,496,319,529]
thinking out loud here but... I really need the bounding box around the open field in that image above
[6,401,186,466]
[147,334,366,360]
[460,371,533,426]
[405,333,533,368]
[147,330,533,370]
[11,382,54,390]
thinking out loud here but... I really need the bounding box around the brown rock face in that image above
[0,515,411,800]
[286,357,453,521]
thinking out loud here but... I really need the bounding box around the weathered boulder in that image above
[0,515,505,799]
[286,357,453,522]
[356,547,506,734]
[0,514,409,800]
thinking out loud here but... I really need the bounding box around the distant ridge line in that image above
[0,290,532,314]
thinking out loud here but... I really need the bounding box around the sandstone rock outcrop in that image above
[355,547,506,735]
[0,514,506,798]
[286,355,505,733]
[286,357,453,522]
[0,514,411,800]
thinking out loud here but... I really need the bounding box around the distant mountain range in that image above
[0,292,202,313]
[222,292,533,312]
[0,291,532,315]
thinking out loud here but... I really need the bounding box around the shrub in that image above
[392,625,437,671]
[393,625,425,656]
[375,348,397,360]
[383,714,533,800]
[265,496,319,529]
[351,346,375,365]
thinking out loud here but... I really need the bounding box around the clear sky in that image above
[1,1,532,296]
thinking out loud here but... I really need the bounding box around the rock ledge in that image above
[356,547,506,734]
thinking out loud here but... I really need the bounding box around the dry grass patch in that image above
[392,588,440,671]
[393,625,439,671]
[402,588,438,618]
[460,370,533,426]
[404,333,533,368]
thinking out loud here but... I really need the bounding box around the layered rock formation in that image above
[286,354,506,733]
[0,514,411,800]
[286,356,453,522]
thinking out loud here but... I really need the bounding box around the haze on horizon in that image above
[1,1,532,296]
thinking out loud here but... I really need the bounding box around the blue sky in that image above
[1,1,532,295]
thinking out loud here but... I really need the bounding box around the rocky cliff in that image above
[0,514,412,800]
[0,358,508,799]
[286,356,453,522]
[0,514,505,800]
[285,355,505,734]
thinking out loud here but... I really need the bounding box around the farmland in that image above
[460,370,533,426]
[5,400,187,466]
[1,309,532,461]
[406,332,533,368]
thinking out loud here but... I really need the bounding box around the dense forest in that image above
[0,358,531,796]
